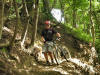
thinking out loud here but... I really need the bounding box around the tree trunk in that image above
[9,0,20,49]
[72,0,77,28]
[59,0,65,23]
[0,0,5,39]
[26,0,34,11]
[42,0,50,12]
[90,0,95,47]
[31,0,39,46]
[21,0,29,46]
[42,0,51,20]
[52,0,56,9]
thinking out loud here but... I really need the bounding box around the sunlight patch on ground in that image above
[42,66,69,75]
[32,63,37,66]
[52,67,69,75]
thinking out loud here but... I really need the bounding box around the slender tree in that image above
[21,0,30,47]
[31,0,39,46]
[59,0,65,23]
[90,0,95,47]
[52,0,57,9]
[42,0,51,20]
[72,0,77,28]
[9,0,20,49]
[0,0,5,39]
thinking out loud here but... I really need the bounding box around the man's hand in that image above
[56,32,61,41]
[41,36,45,43]
[56,32,61,38]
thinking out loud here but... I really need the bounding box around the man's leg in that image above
[44,52,48,62]
[48,51,54,63]
[44,52,51,65]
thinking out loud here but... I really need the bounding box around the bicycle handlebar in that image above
[56,37,61,41]
[52,37,61,44]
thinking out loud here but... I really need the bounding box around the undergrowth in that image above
[63,24,100,60]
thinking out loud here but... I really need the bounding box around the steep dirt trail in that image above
[0,25,99,75]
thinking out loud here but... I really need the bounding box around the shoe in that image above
[46,61,50,66]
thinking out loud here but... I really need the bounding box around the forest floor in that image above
[0,19,100,75]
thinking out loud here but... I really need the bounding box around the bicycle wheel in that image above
[59,47,71,61]
[53,45,60,65]
[53,51,59,65]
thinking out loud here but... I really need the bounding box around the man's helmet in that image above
[45,21,51,25]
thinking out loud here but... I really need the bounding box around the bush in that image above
[1,48,8,53]
[95,39,100,59]
[65,25,92,43]
[64,24,100,60]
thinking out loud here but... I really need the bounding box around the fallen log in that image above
[3,26,14,34]
[68,58,96,75]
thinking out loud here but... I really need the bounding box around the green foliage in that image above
[8,14,16,20]
[1,48,8,53]
[63,0,100,57]
[8,4,16,20]
[64,24,92,43]
[64,0,90,25]
[16,0,22,3]
[96,39,100,52]
[95,39,100,60]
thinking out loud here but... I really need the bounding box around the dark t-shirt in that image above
[41,28,57,41]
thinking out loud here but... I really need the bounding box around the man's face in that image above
[89,43,92,47]
[45,24,50,29]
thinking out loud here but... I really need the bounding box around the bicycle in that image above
[48,38,71,65]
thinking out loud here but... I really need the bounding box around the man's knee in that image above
[44,52,47,55]
[48,51,52,55]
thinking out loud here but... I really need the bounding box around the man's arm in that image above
[41,30,45,42]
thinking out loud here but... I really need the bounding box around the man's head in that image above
[45,21,51,29]
[89,42,92,48]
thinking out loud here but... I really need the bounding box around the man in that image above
[41,21,61,65]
